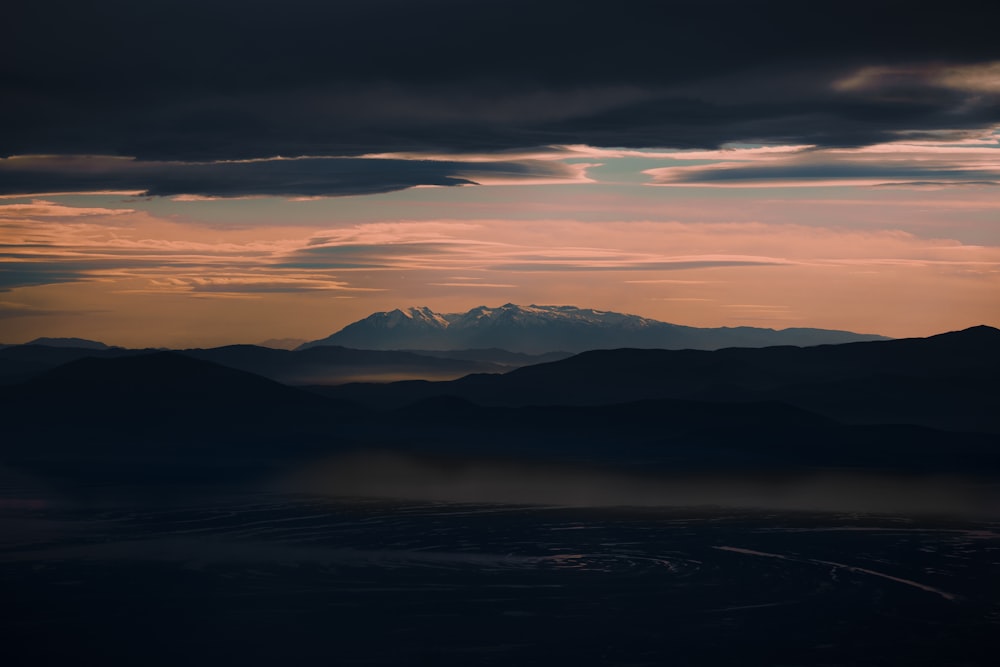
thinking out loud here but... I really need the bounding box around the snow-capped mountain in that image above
[445,304,658,330]
[298,304,888,354]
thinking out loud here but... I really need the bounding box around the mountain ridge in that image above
[299,303,889,353]
[0,342,543,386]
[313,325,1000,433]
[3,326,998,485]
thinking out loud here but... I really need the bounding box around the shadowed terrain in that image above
[2,326,998,667]
[2,326,998,485]
[0,342,557,387]
[314,326,1000,435]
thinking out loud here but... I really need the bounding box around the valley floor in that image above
[3,486,997,666]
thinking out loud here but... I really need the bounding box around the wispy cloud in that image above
[8,208,997,291]
[428,282,518,288]
[0,301,103,320]
[835,62,1000,95]
[2,201,998,342]
[0,200,137,218]
[644,133,1000,187]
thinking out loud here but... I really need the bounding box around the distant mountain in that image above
[299,303,888,353]
[25,336,110,349]
[257,337,307,350]
[402,348,573,366]
[0,342,549,386]
[0,344,143,385]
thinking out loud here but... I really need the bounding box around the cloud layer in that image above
[0,155,593,198]
[3,200,998,345]
[644,136,1000,187]
[4,0,999,166]
[5,133,997,198]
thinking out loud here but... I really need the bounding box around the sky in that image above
[2,0,999,347]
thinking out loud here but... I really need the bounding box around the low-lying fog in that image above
[278,451,1000,518]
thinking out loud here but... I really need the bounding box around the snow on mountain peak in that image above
[375,307,450,329]
[299,303,887,353]
[368,304,661,331]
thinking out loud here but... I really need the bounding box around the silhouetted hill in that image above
[318,326,1000,433]
[182,344,507,384]
[0,344,146,385]
[256,337,307,350]
[369,395,1000,474]
[3,327,998,488]
[25,336,110,349]
[0,343,514,386]
[1,352,364,480]
[299,303,888,353]
[16,351,327,407]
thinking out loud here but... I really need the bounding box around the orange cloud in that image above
[2,201,998,345]
[835,62,1000,95]
[644,132,1000,188]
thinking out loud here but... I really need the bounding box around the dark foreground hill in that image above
[0,342,553,386]
[317,326,1000,434]
[3,328,999,489]
[1,352,366,482]
[179,344,508,384]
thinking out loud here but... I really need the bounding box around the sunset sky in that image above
[2,0,998,347]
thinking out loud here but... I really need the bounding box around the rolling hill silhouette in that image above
[0,343,143,384]
[317,326,1000,433]
[2,326,997,486]
[376,395,1000,474]
[180,344,508,384]
[1,352,364,481]
[0,342,554,386]
[23,336,111,349]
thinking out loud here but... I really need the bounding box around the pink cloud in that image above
[835,62,1000,95]
[3,201,998,345]
[644,132,1000,188]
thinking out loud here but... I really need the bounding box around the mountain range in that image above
[0,342,562,386]
[314,325,1000,435]
[298,304,888,353]
[2,325,998,487]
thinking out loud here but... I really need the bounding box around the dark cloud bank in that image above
[0,155,566,198]
[4,0,999,165]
